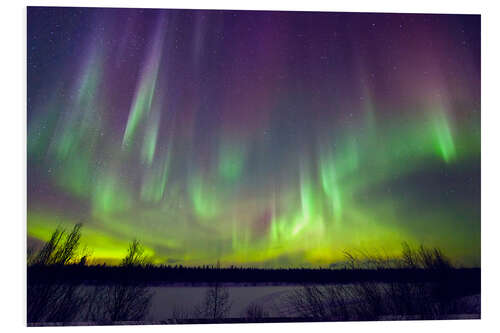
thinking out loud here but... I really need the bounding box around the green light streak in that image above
[28,95,480,267]
[92,173,132,216]
[218,141,246,181]
[319,152,342,221]
[141,112,160,165]
[122,27,164,149]
[55,151,93,198]
[189,173,220,219]
[123,82,156,148]
[431,109,456,163]
[140,151,171,202]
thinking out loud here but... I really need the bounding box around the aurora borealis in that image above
[27,7,480,267]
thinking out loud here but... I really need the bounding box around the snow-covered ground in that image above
[148,285,299,320]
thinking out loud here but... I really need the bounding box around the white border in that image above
[3,1,499,332]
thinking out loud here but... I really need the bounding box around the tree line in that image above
[27,223,480,324]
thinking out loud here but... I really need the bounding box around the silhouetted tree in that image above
[85,239,153,323]
[287,244,467,321]
[85,284,152,323]
[286,284,352,320]
[194,261,232,320]
[30,223,83,266]
[54,223,82,265]
[28,282,88,323]
[27,223,87,323]
[120,239,148,267]
[31,226,64,266]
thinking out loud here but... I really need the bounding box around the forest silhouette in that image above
[27,223,480,325]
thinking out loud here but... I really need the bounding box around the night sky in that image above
[27,7,480,267]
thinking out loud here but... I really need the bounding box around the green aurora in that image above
[27,8,480,267]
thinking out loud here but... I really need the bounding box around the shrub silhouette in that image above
[120,239,149,267]
[27,223,88,323]
[286,284,352,320]
[194,261,233,320]
[28,229,152,324]
[30,223,84,266]
[28,226,478,324]
[85,239,152,323]
[287,243,474,321]
[85,283,152,323]
[27,282,88,323]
